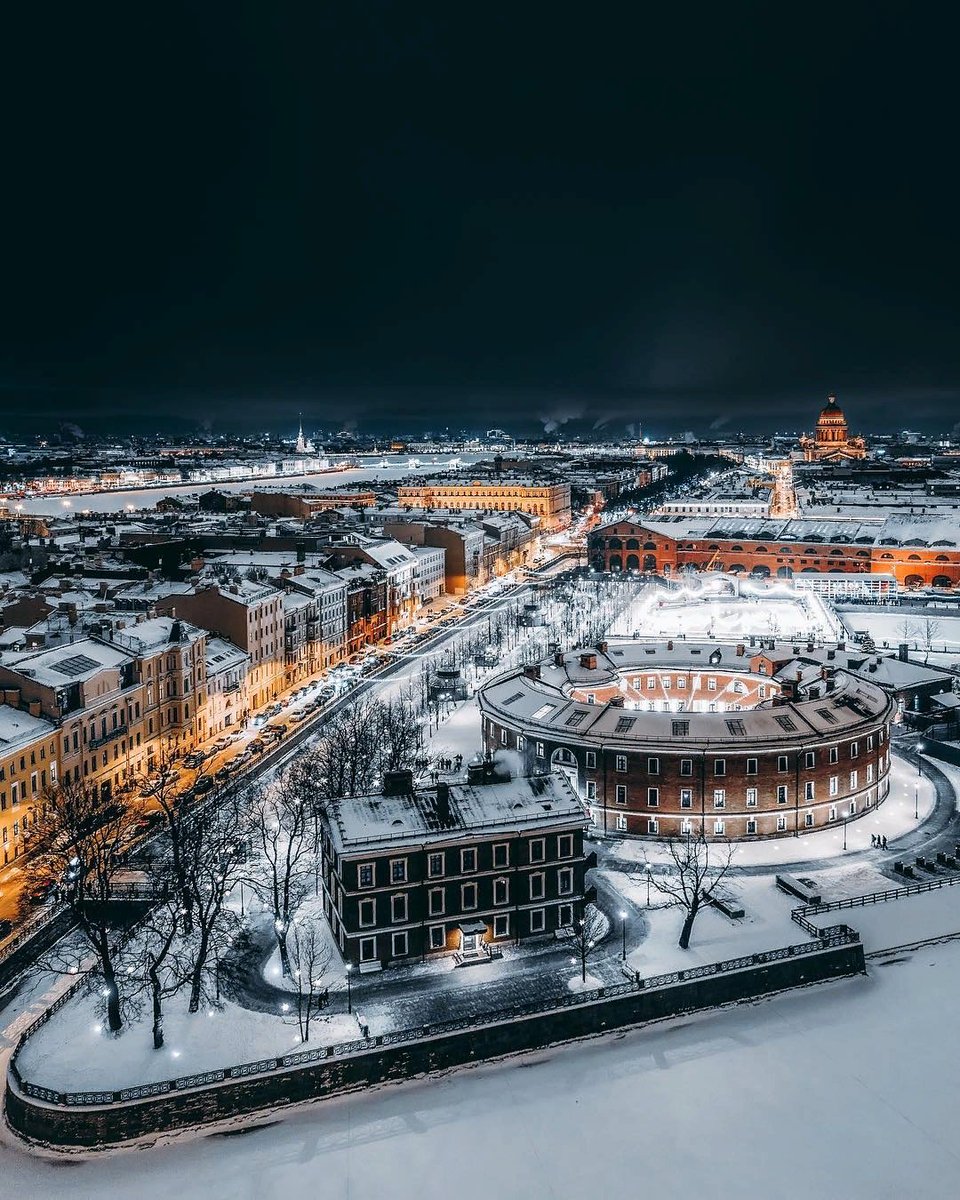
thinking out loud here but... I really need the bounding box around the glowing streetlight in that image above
[620,910,628,960]
[346,963,353,1013]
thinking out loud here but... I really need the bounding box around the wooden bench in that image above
[706,891,745,919]
[776,873,822,905]
[358,960,382,974]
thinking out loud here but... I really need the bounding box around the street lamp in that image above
[346,964,353,1014]
[646,866,652,908]
[917,743,924,777]
[620,910,627,960]
[914,780,920,821]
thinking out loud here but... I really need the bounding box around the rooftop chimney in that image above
[523,664,541,681]
[898,643,909,662]
[736,643,745,657]
[383,769,415,796]
[435,781,451,823]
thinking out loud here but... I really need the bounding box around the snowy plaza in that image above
[609,575,844,643]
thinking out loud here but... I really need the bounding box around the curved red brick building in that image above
[478,641,896,841]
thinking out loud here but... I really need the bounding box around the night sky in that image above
[2,4,959,439]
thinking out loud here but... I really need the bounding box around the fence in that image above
[6,925,862,1142]
[0,902,69,969]
[792,872,960,925]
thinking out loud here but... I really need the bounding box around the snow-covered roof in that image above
[0,636,135,686]
[0,703,57,753]
[328,773,587,855]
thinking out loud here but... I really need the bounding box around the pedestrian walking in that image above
[882,835,888,850]
[870,833,876,847]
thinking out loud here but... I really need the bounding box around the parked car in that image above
[193,776,214,796]
[248,739,266,754]
[0,918,14,939]
[28,880,57,905]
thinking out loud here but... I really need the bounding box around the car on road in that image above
[248,739,266,755]
[28,880,57,905]
[0,918,14,940]
[193,776,214,796]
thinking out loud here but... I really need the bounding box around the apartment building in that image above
[319,768,591,968]
[0,637,146,800]
[203,636,251,738]
[0,705,59,864]
[397,477,572,531]
[156,581,285,711]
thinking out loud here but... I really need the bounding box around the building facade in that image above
[588,515,960,589]
[478,643,896,841]
[799,396,867,462]
[397,478,571,531]
[319,769,591,968]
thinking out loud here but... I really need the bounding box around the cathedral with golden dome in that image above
[799,394,867,462]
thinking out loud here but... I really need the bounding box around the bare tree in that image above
[648,832,736,950]
[919,616,942,665]
[566,902,607,983]
[246,768,314,976]
[25,775,142,1032]
[377,690,424,775]
[139,746,197,931]
[182,794,246,1012]
[897,618,919,649]
[139,894,182,1049]
[312,696,383,800]
[287,915,333,1043]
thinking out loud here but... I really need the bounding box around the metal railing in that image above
[9,924,860,1108]
[792,872,960,923]
[0,901,68,967]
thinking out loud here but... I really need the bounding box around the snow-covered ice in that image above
[6,938,960,1198]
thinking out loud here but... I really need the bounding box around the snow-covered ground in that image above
[606,871,807,975]
[14,983,361,1094]
[809,883,960,954]
[7,939,960,1197]
[837,608,960,666]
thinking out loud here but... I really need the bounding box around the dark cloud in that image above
[2,4,959,437]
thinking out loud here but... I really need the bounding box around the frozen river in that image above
[9,455,491,517]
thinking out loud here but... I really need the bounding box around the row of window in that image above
[357,835,576,888]
[615,796,870,834]
[596,765,879,808]
[356,905,574,961]
[357,868,577,926]
[521,734,884,772]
